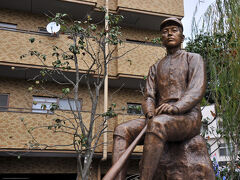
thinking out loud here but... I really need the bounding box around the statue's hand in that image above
[145,112,154,124]
[155,103,179,115]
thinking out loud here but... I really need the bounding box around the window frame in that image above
[0,94,9,111]
[219,143,233,157]
[32,96,82,114]
[217,119,224,130]
[0,22,17,31]
[32,96,58,114]
[58,98,82,111]
[127,102,143,115]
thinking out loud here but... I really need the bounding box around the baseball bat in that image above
[102,125,147,180]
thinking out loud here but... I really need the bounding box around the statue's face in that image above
[161,25,184,48]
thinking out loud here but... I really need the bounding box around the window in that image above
[0,22,17,30]
[32,96,57,113]
[219,143,233,156]
[59,99,81,111]
[0,94,9,111]
[217,119,223,130]
[32,96,81,113]
[127,103,142,115]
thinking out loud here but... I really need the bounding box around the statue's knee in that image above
[146,115,169,140]
[148,115,168,130]
[114,124,124,134]
[114,124,129,139]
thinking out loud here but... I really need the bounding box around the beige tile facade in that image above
[0,78,144,152]
[0,9,164,78]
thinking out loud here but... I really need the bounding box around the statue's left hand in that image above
[155,103,178,115]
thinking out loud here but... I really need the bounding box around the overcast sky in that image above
[182,0,215,46]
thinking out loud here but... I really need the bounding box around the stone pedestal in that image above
[144,135,215,180]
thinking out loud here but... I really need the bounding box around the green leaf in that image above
[50,103,59,112]
[29,38,35,43]
[41,104,47,110]
[62,88,70,95]
[20,54,26,59]
[55,118,61,123]
[42,54,46,61]
[52,52,59,57]
[90,24,97,31]
[127,59,132,65]
[40,70,46,77]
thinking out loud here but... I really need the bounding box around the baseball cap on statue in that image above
[160,17,183,32]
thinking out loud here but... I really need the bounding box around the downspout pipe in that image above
[98,0,109,179]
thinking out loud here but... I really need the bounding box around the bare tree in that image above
[20,11,137,180]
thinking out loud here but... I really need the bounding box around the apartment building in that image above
[0,0,184,179]
[201,104,236,167]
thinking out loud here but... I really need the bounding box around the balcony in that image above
[0,107,143,153]
[0,0,96,20]
[0,0,184,31]
[0,29,165,79]
[118,0,184,31]
[118,0,184,17]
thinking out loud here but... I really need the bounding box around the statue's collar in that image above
[167,49,183,57]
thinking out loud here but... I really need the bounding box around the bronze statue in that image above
[107,18,215,180]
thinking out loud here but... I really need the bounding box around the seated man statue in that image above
[112,17,210,180]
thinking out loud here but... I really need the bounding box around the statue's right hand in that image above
[145,112,154,124]
[146,112,154,119]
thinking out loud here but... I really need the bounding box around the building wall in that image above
[0,156,100,180]
[0,9,48,31]
[0,78,144,152]
[0,9,164,78]
[0,156,140,179]
[0,8,164,153]
[0,76,144,176]
[0,157,77,174]
[0,78,145,116]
